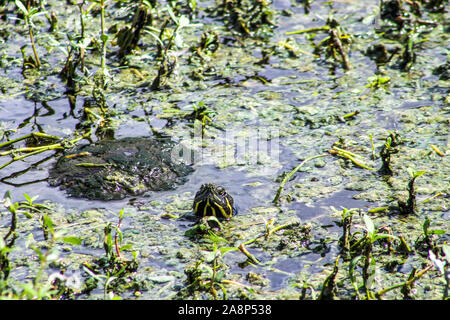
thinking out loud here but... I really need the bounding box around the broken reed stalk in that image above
[273,154,328,204]
[285,26,331,35]
[75,163,113,167]
[0,145,64,170]
[329,146,376,171]
[430,144,445,157]
[100,0,107,75]
[375,264,433,298]
[238,243,260,265]
[0,131,90,170]
[26,14,41,68]
[319,254,340,300]
[234,221,300,265]
[0,132,61,149]
[329,29,351,70]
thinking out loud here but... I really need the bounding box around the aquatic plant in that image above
[189,29,220,64]
[273,154,328,204]
[375,264,433,299]
[168,0,197,17]
[348,214,399,299]
[397,169,426,215]
[286,14,352,70]
[318,255,340,300]
[333,207,359,260]
[414,217,446,256]
[329,145,376,171]
[0,131,90,172]
[189,101,215,137]
[14,0,43,69]
[82,209,138,299]
[399,32,418,71]
[116,4,152,59]
[211,0,276,38]
[147,8,191,90]
[0,191,83,299]
[365,74,391,92]
[378,135,395,176]
[378,0,440,71]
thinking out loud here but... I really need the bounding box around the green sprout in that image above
[349,214,399,299]
[318,255,340,300]
[0,191,82,299]
[378,135,394,175]
[147,8,192,90]
[332,207,359,259]
[397,169,426,215]
[82,209,138,299]
[414,217,446,255]
[15,0,45,69]
[365,74,391,92]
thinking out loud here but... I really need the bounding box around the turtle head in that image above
[193,183,236,219]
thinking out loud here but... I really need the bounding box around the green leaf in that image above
[142,0,154,9]
[189,0,196,11]
[166,6,177,25]
[42,214,54,232]
[423,217,431,235]
[349,255,365,283]
[22,209,33,219]
[23,193,31,203]
[62,236,82,245]
[374,233,399,242]
[144,29,165,47]
[362,214,375,237]
[8,203,16,214]
[131,251,139,260]
[19,282,38,298]
[119,244,133,251]
[15,0,29,16]
[428,229,446,235]
[414,170,426,178]
[219,246,239,255]
[4,190,12,201]
[100,34,109,43]
[178,15,190,28]
[207,231,227,244]
[406,168,415,178]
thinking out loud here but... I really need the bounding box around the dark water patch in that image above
[401,100,436,109]
[290,190,372,222]
[273,257,304,274]
[267,271,290,291]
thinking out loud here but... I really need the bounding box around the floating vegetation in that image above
[286,15,352,70]
[210,0,276,38]
[0,131,90,171]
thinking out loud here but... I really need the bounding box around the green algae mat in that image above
[0,0,448,300]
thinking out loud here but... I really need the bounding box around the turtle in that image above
[193,183,237,220]
[48,137,193,200]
